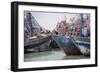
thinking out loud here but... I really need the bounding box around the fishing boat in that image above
[24,12,52,53]
[24,33,52,53]
[75,41,90,56]
[51,35,82,55]
[51,35,90,56]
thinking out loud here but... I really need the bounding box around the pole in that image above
[80,14,83,37]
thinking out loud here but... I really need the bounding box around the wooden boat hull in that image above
[52,36,82,55]
[75,41,90,56]
[24,35,51,53]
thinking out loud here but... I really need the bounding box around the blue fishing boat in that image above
[75,41,90,56]
[51,35,90,56]
[51,35,82,55]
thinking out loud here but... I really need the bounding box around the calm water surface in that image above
[24,50,89,62]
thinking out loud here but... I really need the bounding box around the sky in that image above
[25,11,81,31]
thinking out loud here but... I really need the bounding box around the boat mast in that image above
[80,14,83,37]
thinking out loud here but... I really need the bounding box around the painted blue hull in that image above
[52,36,82,55]
[51,35,90,56]
[75,41,90,56]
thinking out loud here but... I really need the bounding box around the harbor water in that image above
[24,49,90,62]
